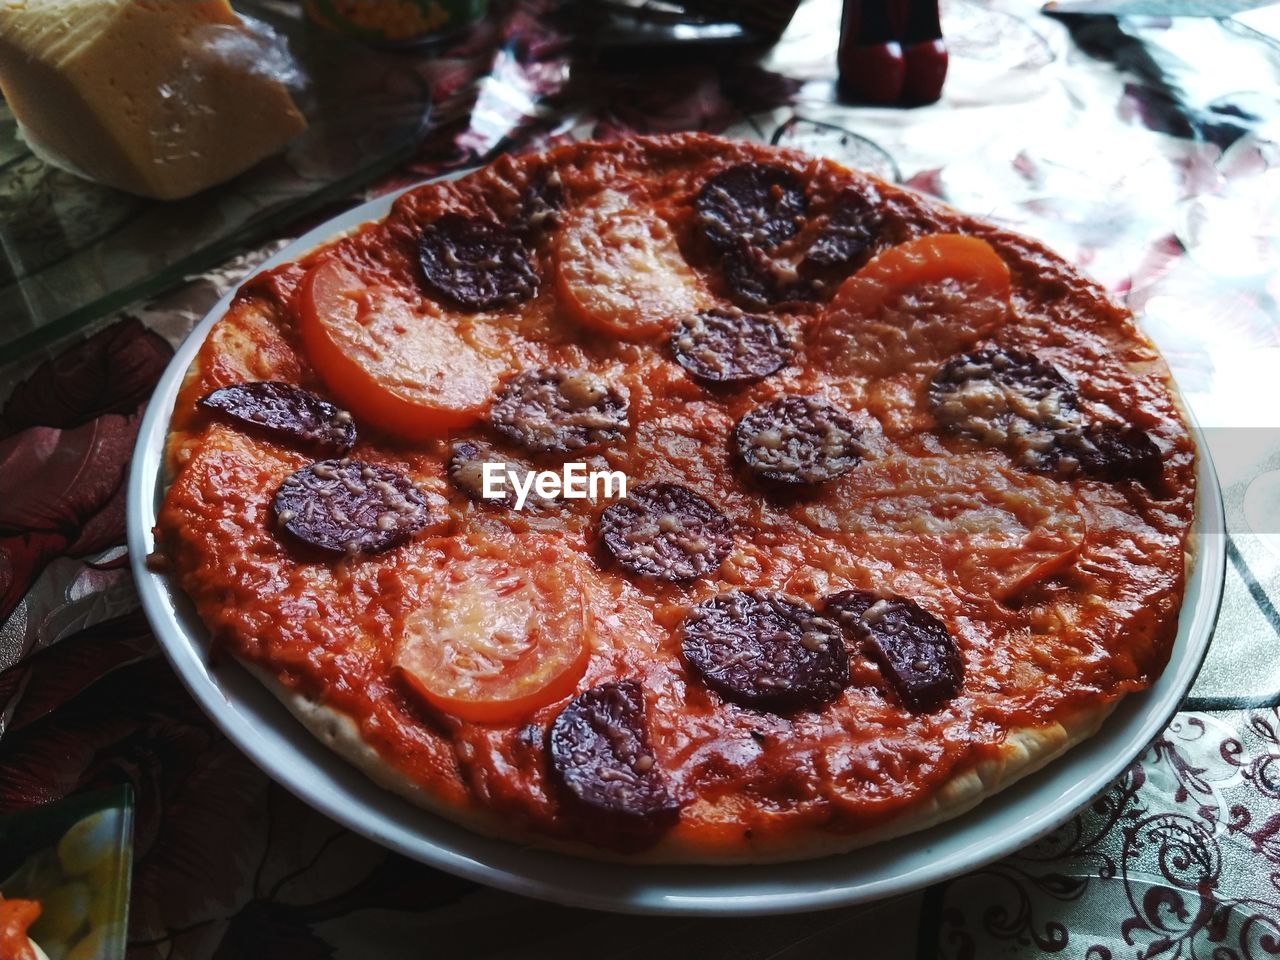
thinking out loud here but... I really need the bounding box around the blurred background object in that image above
[902,0,948,103]
[573,0,801,48]
[0,0,306,201]
[838,0,906,104]
[303,0,490,46]
[0,788,133,960]
[837,0,948,106]
[1044,0,1274,14]
[0,0,431,359]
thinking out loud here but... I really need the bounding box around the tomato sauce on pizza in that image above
[156,134,1195,861]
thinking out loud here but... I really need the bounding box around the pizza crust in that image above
[240,657,1115,864]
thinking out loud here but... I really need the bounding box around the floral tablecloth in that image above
[3,1,1280,956]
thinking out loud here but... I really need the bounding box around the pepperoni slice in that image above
[446,439,557,509]
[555,189,706,341]
[733,396,863,485]
[825,590,963,714]
[599,482,732,581]
[803,188,881,270]
[670,308,791,386]
[490,368,629,453]
[198,381,356,454]
[930,348,1082,474]
[695,163,807,251]
[548,681,680,836]
[272,459,430,555]
[418,213,539,311]
[1056,422,1163,486]
[680,590,848,713]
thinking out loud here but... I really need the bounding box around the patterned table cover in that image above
[2,1,1280,956]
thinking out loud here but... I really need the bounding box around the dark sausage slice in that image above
[930,348,1162,485]
[695,163,807,251]
[680,590,849,713]
[1057,422,1163,486]
[719,241,788,308]
[803,188,881,270]
[418,213,539,311]
[670,309,791,386]
[929,347,1082,474]
[733,396,863,485]
[825,590,963,714]
[272,459,429,556]
[199,381,355,454]
[446,439,558,509]
[599,482,732,581]
[548,681,680,836]
[490,368,629,453]
[515,166,564,235]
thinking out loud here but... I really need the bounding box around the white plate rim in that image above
[126,179,1226,917]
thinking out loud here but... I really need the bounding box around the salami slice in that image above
[490,368,629,453]
[670,309,791,385]
[446,439,557,509]
[548,681,680,835]
[198,381,355,454]
[804,188,881,270]
[1057,423,1163,486]
[418,213,539,310]
[600,482,733,581]
[719,241,790,308]
[272,459,429,555]
[680,590,849,713]
[515,166,564,235]
[721,240,829,307]
[825,590,963,714]
[733,396,864,485]
[696,163,807,251]
[930,348,1082,473]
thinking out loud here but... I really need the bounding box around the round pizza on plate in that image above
[154,133,1196,863]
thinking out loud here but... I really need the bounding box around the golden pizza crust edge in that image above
[241,657,1117,864]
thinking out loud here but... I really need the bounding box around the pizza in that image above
[154,133,1196,862]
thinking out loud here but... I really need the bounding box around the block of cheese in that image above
[0,0,307,200]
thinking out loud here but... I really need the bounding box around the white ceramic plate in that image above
[127,182,1226,916]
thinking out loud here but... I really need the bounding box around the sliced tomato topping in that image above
[798,454,1085,604]
[395,540,592,724]
[0,897,40,960]
[554,189,707,341]
[299,260,501,439]
[814,234,1012,378]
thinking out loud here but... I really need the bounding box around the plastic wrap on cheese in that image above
[0,0,308,201]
